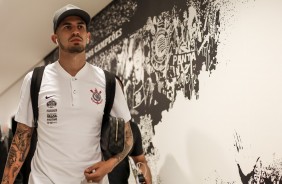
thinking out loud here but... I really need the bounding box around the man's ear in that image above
[51,35,58,45]
[87,32,91,44]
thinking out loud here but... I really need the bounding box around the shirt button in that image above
[73,90,76,94]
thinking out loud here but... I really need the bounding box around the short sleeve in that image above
[110,78,131,123]
[14,71,34,127]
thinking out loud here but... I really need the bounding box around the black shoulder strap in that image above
[101,70,116,160]
[103,70,116,116]
[30,66,45,128]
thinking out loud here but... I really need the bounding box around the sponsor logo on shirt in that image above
[46,99,58,124]
[90,88,103,104]
[46,99,57,108]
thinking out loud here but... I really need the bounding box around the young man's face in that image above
[54,16,90,53]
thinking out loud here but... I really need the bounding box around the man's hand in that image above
[84,159,116,183]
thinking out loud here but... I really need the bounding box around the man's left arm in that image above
[84,121,133,182]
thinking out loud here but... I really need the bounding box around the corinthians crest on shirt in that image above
[90,88,103,104]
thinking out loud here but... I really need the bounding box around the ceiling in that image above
[0,0,112,96]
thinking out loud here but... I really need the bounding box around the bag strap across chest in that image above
[102,70,116,120]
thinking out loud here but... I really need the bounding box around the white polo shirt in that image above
[15,61,131,184]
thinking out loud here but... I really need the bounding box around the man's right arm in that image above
[1,123,33,184]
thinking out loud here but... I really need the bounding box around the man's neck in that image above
[58,52,86,76]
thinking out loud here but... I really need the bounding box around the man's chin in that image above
[68,46,85,53]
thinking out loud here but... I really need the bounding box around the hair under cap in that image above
[53,4,90,32]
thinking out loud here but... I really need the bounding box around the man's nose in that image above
[72,32,80,37]
[72,28,80,36]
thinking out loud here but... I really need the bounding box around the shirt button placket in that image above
[71,77,78,107]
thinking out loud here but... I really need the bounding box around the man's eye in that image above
[78,25,85,30]
[63,25,72,30]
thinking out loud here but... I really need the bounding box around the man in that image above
[1,4,133,184]
[109,77,152,184]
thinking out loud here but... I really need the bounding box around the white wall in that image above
[154,0,282,183]
[0,61,44,134]
[0,78,22,134]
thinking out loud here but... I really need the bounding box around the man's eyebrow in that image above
[61,22,71,26]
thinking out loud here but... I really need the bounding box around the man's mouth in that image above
[70,39,82,42]
[69,37,83,42]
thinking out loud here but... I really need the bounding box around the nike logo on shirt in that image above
[45,95,55,99]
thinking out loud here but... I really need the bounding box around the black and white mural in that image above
[45,0,282,183]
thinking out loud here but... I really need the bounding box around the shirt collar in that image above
[54,60,89,79]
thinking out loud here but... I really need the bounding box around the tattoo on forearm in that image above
[7,146,17,168]
[2,123,32,184]
[113,123,133,165]
[14,126,32,161]
[11,167,17,179]
[2,175,9,184]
